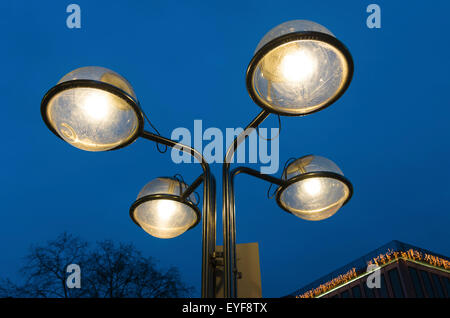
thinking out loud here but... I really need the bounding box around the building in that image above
[288,240,450,298]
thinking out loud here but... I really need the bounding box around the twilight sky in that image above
[0,0,449,297]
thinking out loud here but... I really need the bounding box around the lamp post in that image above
[40,20,354,298]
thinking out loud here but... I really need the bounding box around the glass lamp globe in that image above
[276,155,352,221]
[41,66,143,152]
[130,177,200,239]
[247,20,353,116]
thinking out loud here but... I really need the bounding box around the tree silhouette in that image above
[0,233,192,298]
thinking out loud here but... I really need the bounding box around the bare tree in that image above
[0,233,192,298]
[12,232,88,298]
[84,240,192,298]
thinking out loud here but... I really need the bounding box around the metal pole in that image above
[140,130,216,298]
[231,166,285,186]
[222,110,270,297]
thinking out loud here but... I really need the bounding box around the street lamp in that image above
[130,177,202,239]
[276,155,353,221]
[246,20,353,116]
[41,19,354,299]
[41,66,144,151]
[230,155,352,222]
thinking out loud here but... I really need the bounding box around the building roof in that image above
[287,240,450,297]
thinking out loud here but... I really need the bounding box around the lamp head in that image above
[130,177,201,239]
[41,66,144,152]
[276,155,353,221]
[247,20,353,116]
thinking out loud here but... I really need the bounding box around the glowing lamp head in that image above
[247,20,354,116]
[41,66,144,152]
[130,177,200,239]
[276,155,353,221]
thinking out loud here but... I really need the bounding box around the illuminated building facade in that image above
[288,241,450,298]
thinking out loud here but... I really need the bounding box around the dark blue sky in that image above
[0,1,449,297]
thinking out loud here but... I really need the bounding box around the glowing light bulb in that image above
[155,200,177,226]
[280,49,317,82]
[302,178,322,196]
[82,92,111,120]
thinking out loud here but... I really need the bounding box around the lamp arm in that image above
[180,173,205,201]
[228,168,285,246]
[140,130,216,298]
[231,166,285,186]
[222,109,270,297]
[141,130,207,168]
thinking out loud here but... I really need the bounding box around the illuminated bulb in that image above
[155,200,177,226]
[82,92,111,120]
[260,43,318,84]
[302,178,322,196]
[280,49,317,82]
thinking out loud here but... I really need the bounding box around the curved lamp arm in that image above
[231,166,285,186]
[229,167,285,237]
[140,130,216,298]
[222,109,270,297]
[180,173,205,201]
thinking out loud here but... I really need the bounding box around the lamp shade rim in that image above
[246,31,354,117]
[41,79,144,151]
[129,193,201,233]
[275,171,353,216]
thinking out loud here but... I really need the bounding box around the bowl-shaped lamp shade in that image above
[247,20,353,116]
[41,66,144,152]
[276,155,352,221]
[130,178,201,239]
